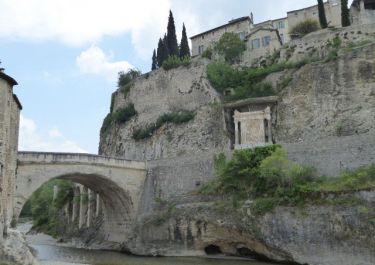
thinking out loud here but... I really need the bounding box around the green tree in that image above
[179,23,190,58]
[317,0,328,28]
[156,38,164,67]
[341,0,351,27]
[162,34,170,61]
[289,19,319,39]
[152,49,157,70]
[166,10,179,56]
[214,32,246,63]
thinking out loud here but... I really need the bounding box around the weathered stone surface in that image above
[95,26,375,264]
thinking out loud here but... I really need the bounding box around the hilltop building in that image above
[0,69,21,239]
[190,0,375,63]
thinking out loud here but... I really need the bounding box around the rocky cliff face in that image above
[98,27,375,265]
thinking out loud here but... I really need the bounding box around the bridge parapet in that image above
[18,151,146,170]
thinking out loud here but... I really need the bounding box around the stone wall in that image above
[0,72,20,240]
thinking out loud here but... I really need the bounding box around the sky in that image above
[0,0,351,154]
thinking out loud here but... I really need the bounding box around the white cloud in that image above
[19,115,87,153]
[76,45,133,81]
[0,0,170,57]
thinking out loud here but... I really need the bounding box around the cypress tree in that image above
[151,49,157,70]
[156,38,164,67]
[341,0,351,27]
[179,23,190,58]
[317,0,328,28]
[166,10,179,56]
[162,34,170,61]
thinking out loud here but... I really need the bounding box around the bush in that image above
[162,55,191,70]
[112,103,137,123]
[290,19,319,39]
[202,47,213,59]
[117,69,141,88]
[214,32,246,63]
[133,111,195,140]
[200,146,375,214]
[101,103,137,134]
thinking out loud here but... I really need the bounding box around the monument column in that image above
[79,186,88,229]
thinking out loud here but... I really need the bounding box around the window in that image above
[262,36,271,47]
[202,35,205,40]
[238,31,246,40]
[277,21,285,29]
[198,45,204,55]
[251,39,260,49]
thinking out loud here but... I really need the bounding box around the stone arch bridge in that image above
[15,151,146,244]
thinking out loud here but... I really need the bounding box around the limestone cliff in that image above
[98,25,375,265]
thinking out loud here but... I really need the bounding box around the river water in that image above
[18,222,277,265]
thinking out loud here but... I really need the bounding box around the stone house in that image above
[190,0,344,62]
[0,69,21,239]
[190,16,253,57]
[351,0,375,25]
[243,27,282,66]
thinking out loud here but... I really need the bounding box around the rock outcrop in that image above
[96,25,375,265]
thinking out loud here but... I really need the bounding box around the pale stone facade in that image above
[351,0,375,25]
[233,107,272,149]
[0,70,21,240]
[243,28,282,66]
[190,17,252,57]
[190,0,345,63]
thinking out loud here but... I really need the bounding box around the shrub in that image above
[101,103,137,134]
[117,69,141,88]
[112,103,137,123]
[162,55,191,70]
[206,62,240,93]
[133,111,195,140]
[214,32,246,63]
[202,47,213,59]
[290,19,319,39]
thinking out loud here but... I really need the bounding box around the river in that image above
[18,222,277,265]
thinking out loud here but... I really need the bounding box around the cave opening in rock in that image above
[204,244,222,255]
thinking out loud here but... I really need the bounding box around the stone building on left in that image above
[0,68,21,239]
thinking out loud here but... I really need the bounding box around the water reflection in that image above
[32,244,277,265]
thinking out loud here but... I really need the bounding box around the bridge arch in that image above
[15,152,146,245]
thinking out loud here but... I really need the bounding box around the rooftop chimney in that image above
[0,68,4,73]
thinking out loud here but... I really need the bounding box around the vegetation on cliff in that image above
[214,32,246,63]
[200,145,375,215]
[101,103,137,134]
[206,60,309,101]
[20,179,74,237]
[132,111,195,140]
[290,19,319,39]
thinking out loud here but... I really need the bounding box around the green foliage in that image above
[201,146,375,215]
[206,60,310,101]
[325,36,342,62]
[101,103,137,134]
[214,32,246,63]
[202,47,213,59]
[162,55,191,70]
[151,49,157,70]
[317,0,328,28]
[20,179,74,236]
[167,10,179,57]
[157,38,167,67]
[290,19,319,39]
[133,111,195,140]
[121,82,133,98]
[179,23,191,58]
[341,0,351,27]
[112,103,137,123]
[117,69,141,88]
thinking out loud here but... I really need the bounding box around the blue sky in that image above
[0,0,349,154]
